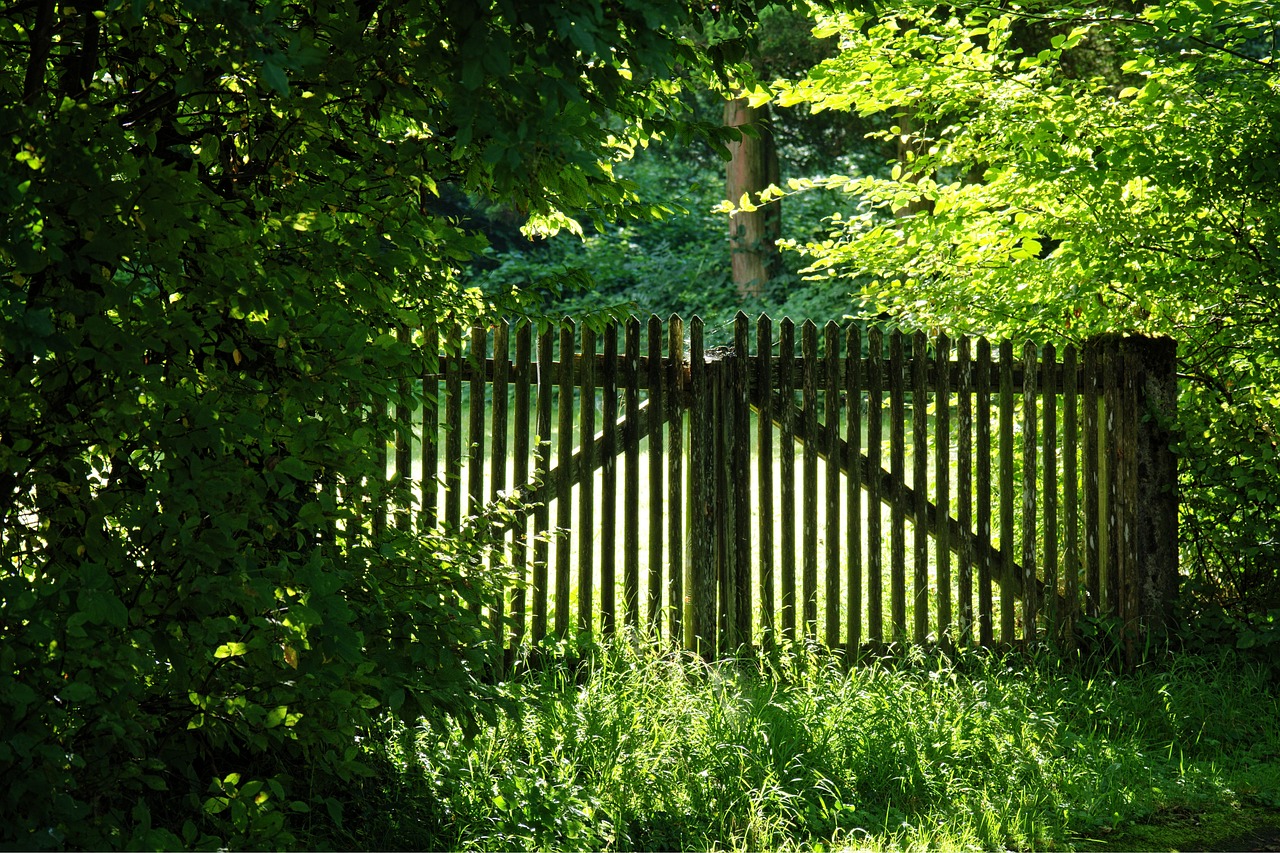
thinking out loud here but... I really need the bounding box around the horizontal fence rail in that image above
[373,313,1177,666]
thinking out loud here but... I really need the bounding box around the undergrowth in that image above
[332,641,1279,851]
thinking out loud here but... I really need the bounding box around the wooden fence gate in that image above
[392,312,1177,663]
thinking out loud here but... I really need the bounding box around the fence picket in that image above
[847,324,863,658]
[532,327,553,642]
[1042,343,1059,641]
[824,321,842,648]
[1084,341,1100,617]
[1063,344,1079,649]
[601,323,618,635]
[468,325,487,520]
[444,325,463,530]
[578,326,596,637]
[647,316,664,633]
[867,327,884,645]
[715,346,733,649]
[396,326,413,533]
[1022,340,1039,644]
[757,315,775,645]
[890,330,907,643]
[490,321,510,667]
[688,317,715,659]
[975,338,993,646]
[422,323,439,530]
[936,333,952,643]
[733,313,753,648]
[511,323,531,647]
[912,331,929,645]
[1104,340,1120,617]
[956,336,973,643]
[625,318,642,629]
[802,320,819,638]
[1122,341,1141,665]
[555,322,574,638]
[667,315,684,645]
[779,319,797,640]
[998,339,1015,645]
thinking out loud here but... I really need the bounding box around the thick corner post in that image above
[1125,335,1179,634]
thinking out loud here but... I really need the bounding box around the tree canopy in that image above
[0,0,773,846]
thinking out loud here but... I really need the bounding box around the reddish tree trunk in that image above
[725,97,782,299]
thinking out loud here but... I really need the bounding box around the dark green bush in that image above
[1,0,772,845]
[0,267,512,846]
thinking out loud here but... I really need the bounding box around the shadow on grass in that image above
[1079,803,1280,852]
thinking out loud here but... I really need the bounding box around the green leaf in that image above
[325,797,344,829]
[214,642,249,659]
[461,60,484,91]
[60,681,97,703]
[274,457,309,480]
[261,58,290,95]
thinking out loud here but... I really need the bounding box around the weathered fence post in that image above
[732,314,753,651]
[686,318,717,660]
[1125,336,1179,633]
[667,315,685,647]
[713,346,731,651]
[1088,333,1179,658]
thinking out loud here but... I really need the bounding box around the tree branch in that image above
[21,0,56,104]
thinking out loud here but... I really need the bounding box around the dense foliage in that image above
[0,0,773,846]
[741,0,1280,631]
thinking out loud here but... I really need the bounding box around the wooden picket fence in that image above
[380,312,1177,664]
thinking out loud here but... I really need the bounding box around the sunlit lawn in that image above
[333,642,1280,852]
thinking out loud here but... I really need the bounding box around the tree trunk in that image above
[725,97,782,299]
[894,108,935,217]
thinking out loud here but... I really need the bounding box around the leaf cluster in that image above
[754,0,1280,616]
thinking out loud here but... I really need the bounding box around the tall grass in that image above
[332,642,1279,851]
